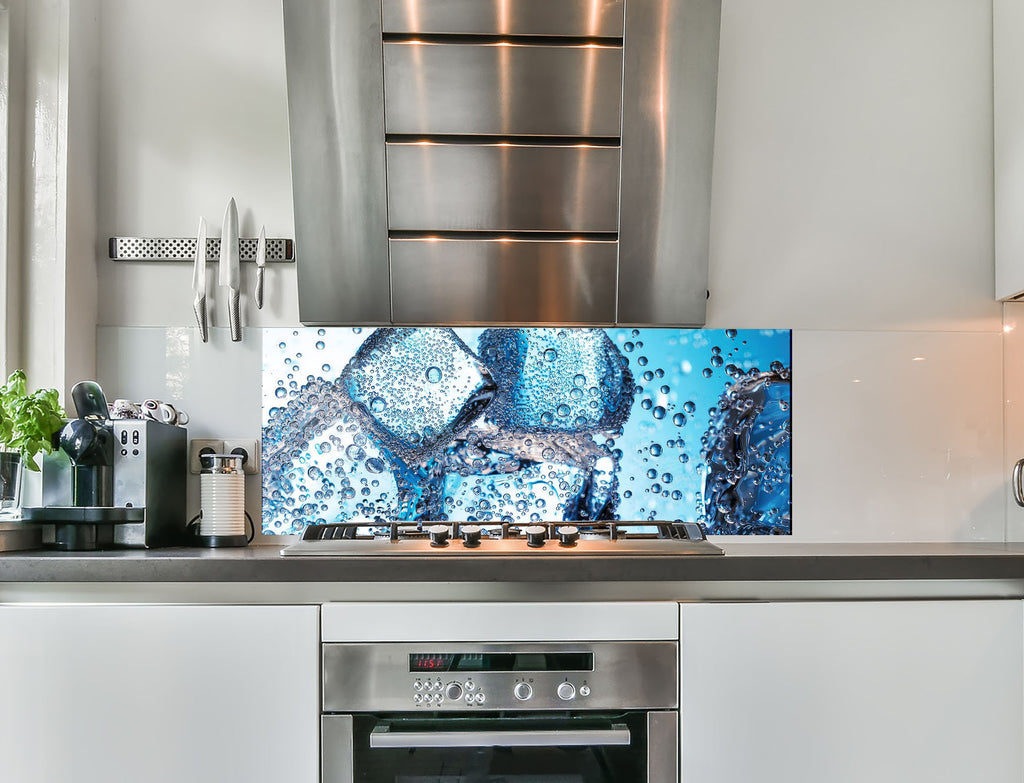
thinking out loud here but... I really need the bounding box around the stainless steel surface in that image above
[286,0,720,327]
[322,641,678,712]
[0,522,42,553]
[192,217,208,342]
[109,236,293,262]
[647,712,678,783]
[368,724,631,748]
[617,0,721,325]
[254,225,266,310]
[219,198,241,342]
[283,536,722,557]
[390,238,616,323]
[284,0,392,325]
[322,715,354,783]
[386,142,620,232]
[199,453,243,475]
[381,0,625,37]
[383,42,623,137]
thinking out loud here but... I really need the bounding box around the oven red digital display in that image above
[410,654,455,672]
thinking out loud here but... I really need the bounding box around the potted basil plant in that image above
[0,370,65,516]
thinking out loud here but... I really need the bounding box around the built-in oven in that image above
[322,640,678,783]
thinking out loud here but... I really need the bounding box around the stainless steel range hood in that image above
[284,0,721,326]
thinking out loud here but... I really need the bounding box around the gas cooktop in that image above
[280,521,723,556]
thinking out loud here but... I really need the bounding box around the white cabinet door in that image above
[680,601,1023,783]
[0,604,319,783]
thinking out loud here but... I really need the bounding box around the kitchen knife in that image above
[219,197,241,342]
[254,224,266,310]
[192,216,209,342]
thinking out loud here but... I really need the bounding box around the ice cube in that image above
[432,421,620,522]
[701,365,792,534]
[341,328,497,464]
[477,328,634,433]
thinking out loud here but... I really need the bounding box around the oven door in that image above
[323,711,677,783]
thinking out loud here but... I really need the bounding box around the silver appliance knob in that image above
[556,682,576,701]
[474,692,485,704]
[524,525,547,548]
[461,524,482,548]
[514,682,533,701]
[427,524,450,547]
[445,682,464,701]
[465,680,476,691]
[579,685,591,697]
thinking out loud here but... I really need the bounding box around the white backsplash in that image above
[97,325,1006,543]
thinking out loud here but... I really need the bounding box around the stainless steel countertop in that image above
[2,543,1024,600]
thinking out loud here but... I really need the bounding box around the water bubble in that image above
[623,490,633,499]
[710,355,724,368]
[637,356,649,366]
[702,368,713,378]
[655,368,665,378]
[573,374,587,387]
[643,370,654,382]
[365,458,385,474]
[322,364,331,372]
[352,327,362,334]
[370,397,387,414]
[345,444,366,461]
[683,401,696,414]
[652,406,666,420]
[672,413,686,427]
[678,453,690,464]
[278,341,286,349]
[318,328,326,336]
[641,398,653,411]
[726,329,738,338]
[646,469,658,479]
[712,346,721,355]
[316,341,325,350]
[661,473,673,483]
[659,385,670,395]
[543,348,558,362]
[632,329,640,337]
[623,342,635,353]
[650,444,663,457]
[540,411,554,425]
[651,483,662,494]
[426,366,442,384]
[274,387,287,399]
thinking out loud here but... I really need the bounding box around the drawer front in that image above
[381,0,625,37]
[384,42,623,137]
[386,143,621,232]
[390,239,617,323]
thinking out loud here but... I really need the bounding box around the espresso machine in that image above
[23,381,187,550]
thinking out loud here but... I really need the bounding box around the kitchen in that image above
[1,0,1023,782]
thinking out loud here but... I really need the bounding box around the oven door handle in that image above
[369,723,632,748]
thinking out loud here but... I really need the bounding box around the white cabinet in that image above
[680,601,1023,783]
[0,604,319,783]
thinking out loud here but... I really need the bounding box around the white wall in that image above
[92,0,1005,542]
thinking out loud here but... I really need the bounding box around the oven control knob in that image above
[427,524,450,547]
[445,682,463,701]
[461,525,482,548]
[524,525,547,548]
[556,682,576,701]
[514,682,533,701]
[556,525,579,546]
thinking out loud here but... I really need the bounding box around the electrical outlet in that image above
[223,438,261,475]
[189,438,224,474]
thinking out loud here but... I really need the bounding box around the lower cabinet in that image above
[680,600,1023,783]
[0,604,319,783]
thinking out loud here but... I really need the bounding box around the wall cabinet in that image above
[0,604,319,783]
[680,600,1023,783]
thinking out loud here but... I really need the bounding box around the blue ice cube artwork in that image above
[262,327,792,535]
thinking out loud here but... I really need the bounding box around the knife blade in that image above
[254,224,266,310]
[219,197,241,342]
[192,216,209,342]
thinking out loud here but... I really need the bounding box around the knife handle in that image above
[193,295,209,343]
[255,267,265,310]
[228,289,241,342]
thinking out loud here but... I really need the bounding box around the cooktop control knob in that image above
[524,525,547,548]
[461,525,482,548]
[514,682,533,701]
[557,682,576,701]
[427,524,450,547]
[445,682,463,701]
[556,525,579,547]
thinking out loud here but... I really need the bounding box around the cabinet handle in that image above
[369,724,630,748]
[1013,458,1024,507]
